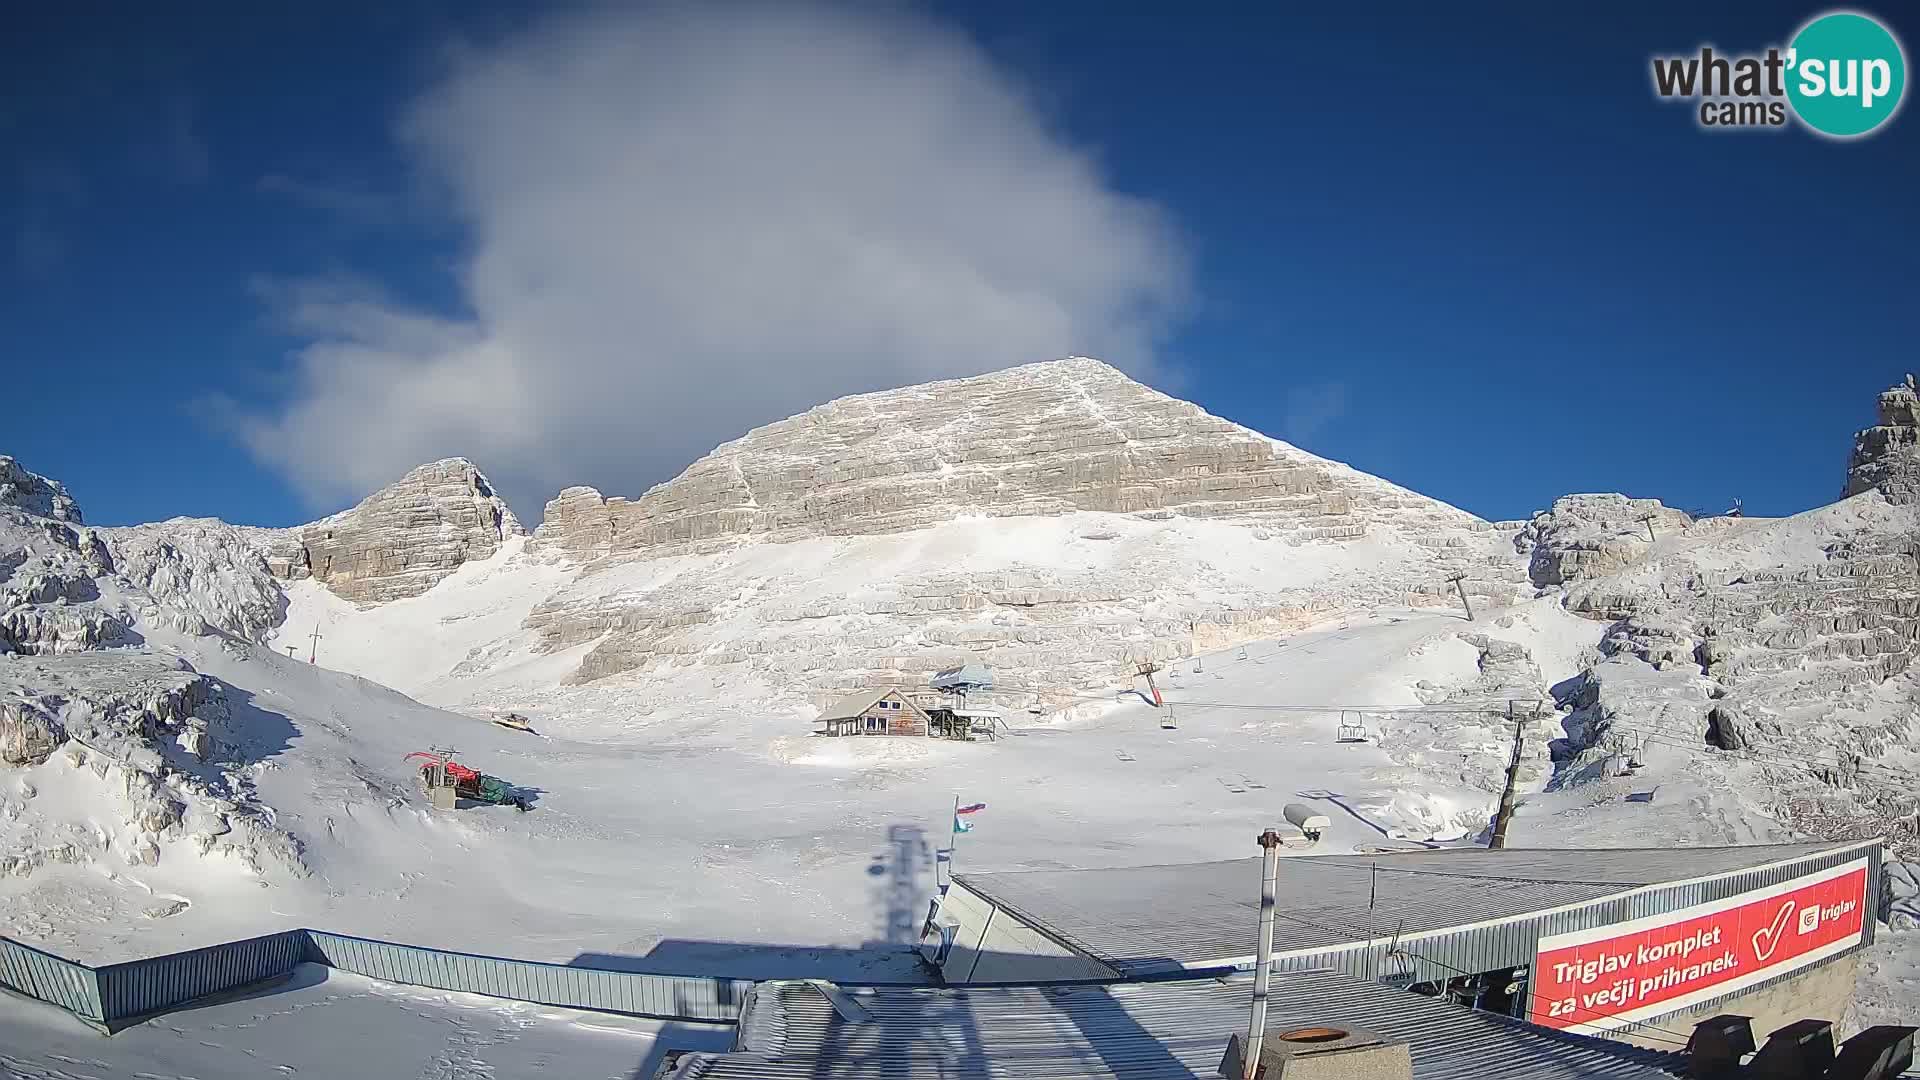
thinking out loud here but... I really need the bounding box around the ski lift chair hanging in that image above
[1336,710,1369,743]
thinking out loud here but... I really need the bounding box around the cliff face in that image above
[514,359,1531,692]
[532,358,1488,559]
[269,458,525,605]
[1844,374,1920,505]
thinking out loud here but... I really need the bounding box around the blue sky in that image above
[5,2,1915,527]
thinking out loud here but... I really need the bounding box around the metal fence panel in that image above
[0,933,104,1022]
[304,929,753,1021]
[92,929,308,1023]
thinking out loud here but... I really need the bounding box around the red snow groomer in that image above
[407,749,529,811]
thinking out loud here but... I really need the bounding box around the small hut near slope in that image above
[814,689,930,737]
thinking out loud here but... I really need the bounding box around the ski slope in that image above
[12,592,1662,975]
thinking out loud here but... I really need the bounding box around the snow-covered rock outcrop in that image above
[101,518,289,643]
[1552,496,1919,856]
[1844,374,1920,505]
[1,458,130,656]
[1517,493,1693,588]
[0,455,82,522]
[267,457,525,605]
[1,456,309,899]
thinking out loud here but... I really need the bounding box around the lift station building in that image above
[926,839,1882,1046]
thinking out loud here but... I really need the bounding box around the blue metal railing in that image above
[1,927,751,1031]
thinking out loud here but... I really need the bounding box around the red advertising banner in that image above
[1528,858,1868,1033]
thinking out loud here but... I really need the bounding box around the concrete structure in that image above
[664,968,1689,1080]
[814,689,930,737]
[926,840,1882,1045]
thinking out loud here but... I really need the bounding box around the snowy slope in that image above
[6,365,1917,1042]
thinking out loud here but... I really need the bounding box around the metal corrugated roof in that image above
[670,969,1686,1080]
[956,842,1859,973]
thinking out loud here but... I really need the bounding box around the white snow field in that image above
[13,595,1603,969]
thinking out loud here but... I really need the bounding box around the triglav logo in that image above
[1651,10,1907,137]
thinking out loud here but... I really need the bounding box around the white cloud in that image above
[238,2,1189,520]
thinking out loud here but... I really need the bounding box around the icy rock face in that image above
[1,458,134,656]
[1518,494,1692,588]
[1556,495,1920,856]
[270,458,524,605]
[0,455,81,522]
[1843,374,1920,504]
[522,359,1532,692]
[102,519,289,643]
[532,359,1494,557]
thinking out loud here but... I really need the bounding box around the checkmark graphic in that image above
[1753,901,1796,962]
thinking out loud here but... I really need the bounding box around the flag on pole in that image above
[953,801,986,833]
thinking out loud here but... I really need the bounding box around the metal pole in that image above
[1490,702,1526,850]
[1447,572,1475,622]
[1245,830,1283,1079]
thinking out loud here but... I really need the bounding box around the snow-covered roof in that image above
[818,689,923,721]
[955,840,1875,976]
[671,968,1685,1080]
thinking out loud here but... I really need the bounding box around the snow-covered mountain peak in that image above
[256,456,525,605]
[530,356,1491,563]
[0,454,82,523]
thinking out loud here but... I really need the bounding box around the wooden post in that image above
[1489,702,1529,849]
[1446,571,1474,622]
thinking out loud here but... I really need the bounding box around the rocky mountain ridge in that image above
[508,359,1533,693]
[98,359,1536,699]
[2,459,308,898]
[531,358,1500,559]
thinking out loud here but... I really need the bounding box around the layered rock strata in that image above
[1844,374,1920,505]
[266,458,524,605]
[531,359,1501,558]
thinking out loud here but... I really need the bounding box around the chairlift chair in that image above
[1336,711,1368,743]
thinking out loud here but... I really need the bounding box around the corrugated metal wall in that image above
[305,930,754,1021]
[93,930,309,1023]
[3,928,754,1030]
[0,933,103,1022]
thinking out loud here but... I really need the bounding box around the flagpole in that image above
[950,794,961,865]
